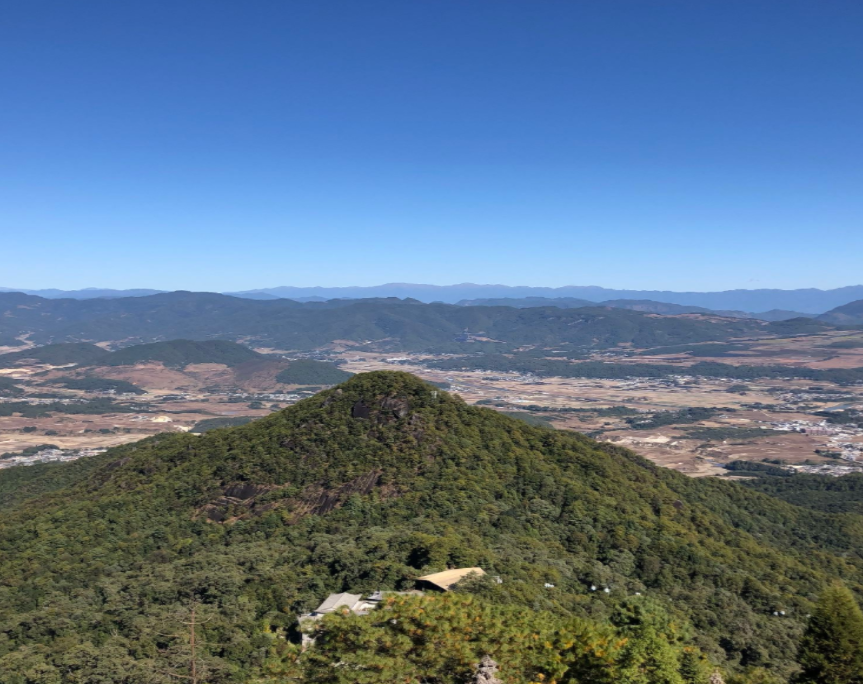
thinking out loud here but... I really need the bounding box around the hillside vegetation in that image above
[743,473,863,515]
[0,339,267,371]
[47,376,146,394]
[276,359,353,385]
[0,372,862,682]
[0,342,109,368]
[102,339,264,367]
[819,298,863,325]
[0,377,25,396]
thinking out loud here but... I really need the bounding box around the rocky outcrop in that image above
[286,470,382,521]
[472,656,501,684]
[196,483,284,522]
[350,394,411,423]
[195,471,385,523]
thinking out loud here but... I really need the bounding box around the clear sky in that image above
[1,1,861,292]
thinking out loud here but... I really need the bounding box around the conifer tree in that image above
[796,583,863,684]
[611,597,686,684]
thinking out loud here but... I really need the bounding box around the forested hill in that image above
[0,339,266,369]
[0,342,110,368]
[819,298,863,325]
[0,371,862,681]
[102,339,264,367]
[0,290,796,352]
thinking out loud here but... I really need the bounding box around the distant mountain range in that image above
[0,290,849,353]
[0,287,166,299]
[456,296,816,321]
[234,284,863,312]
[3,283,863,313]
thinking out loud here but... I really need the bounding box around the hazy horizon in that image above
[4,281,863,295]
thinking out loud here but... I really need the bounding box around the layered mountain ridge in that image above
[5,283,862,312]
[1,291,824,353]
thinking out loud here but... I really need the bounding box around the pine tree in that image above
[796,583,863,684]
[611,597,686,684]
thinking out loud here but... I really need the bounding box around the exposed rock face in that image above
[473,655,501,684]
[286,470,382,521]
[350,395,411,423]
[196,483,284,522]
[320,388,343,407]
[380,396,410,419]
[709,671,725,684]
[351,399,371,419]
[195,471,385,523]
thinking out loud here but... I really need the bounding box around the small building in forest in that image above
[297,590,423,647]
[416,567,486,592]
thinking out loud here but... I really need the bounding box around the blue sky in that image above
[1,1,861,292]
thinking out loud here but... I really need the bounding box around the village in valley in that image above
[332,329,863,478]
[1,328,862,480]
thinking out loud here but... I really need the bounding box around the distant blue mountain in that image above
[232,283,863,313]
[3,283,862,313]
[0,287,165,299]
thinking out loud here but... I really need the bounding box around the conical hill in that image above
[1,371,861,678]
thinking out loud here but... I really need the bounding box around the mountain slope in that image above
[819,299,863,325]
[0,342,109,368]
[457,296,598,308]
[0,340,267,369]
[102,339,265,367]
[0,372,862,681]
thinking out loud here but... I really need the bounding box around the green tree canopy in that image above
[795,583,863,684]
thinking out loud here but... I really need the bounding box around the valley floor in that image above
[2,329,862,478]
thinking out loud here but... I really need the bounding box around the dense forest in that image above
[743,473,863,515]
[275,359,353,385]
[0,372,862,683]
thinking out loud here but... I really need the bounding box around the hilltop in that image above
[0,371,862,681]
[274,358,354,385]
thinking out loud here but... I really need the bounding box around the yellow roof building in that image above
[416,567,485,591]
